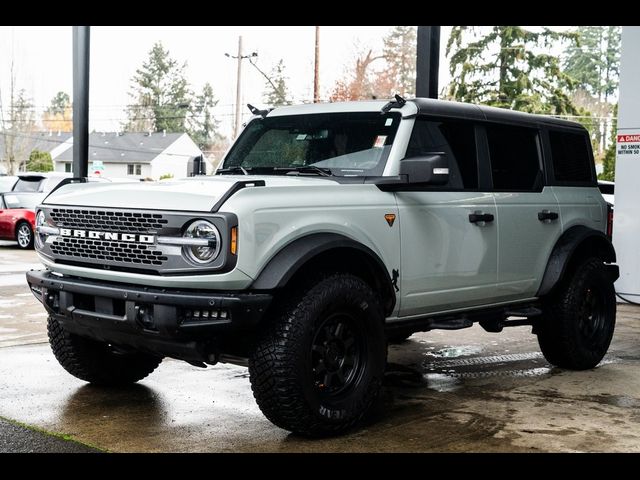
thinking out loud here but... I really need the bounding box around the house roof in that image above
[55,132,186,164]
[0,131,73,157]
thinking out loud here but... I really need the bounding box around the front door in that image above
[396,117,498,317]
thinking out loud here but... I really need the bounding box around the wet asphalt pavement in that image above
[2,241,640,452]
[0,418,98,453]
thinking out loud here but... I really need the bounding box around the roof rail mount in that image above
[381,94,407,114]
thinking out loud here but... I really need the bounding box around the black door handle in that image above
[469,212,495,224]
[538,211,559,222]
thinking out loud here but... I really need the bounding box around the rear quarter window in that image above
[549,130,593,183]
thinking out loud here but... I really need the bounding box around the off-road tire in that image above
[47,316,162,385]
[15,221,34,249]
[537,257,616,370]
[249,273,387,437]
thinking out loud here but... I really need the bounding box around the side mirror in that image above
[399,154,449,185]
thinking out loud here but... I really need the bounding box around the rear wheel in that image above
[537,257,616,370]
[249,273,386,437]
[15,222,34,249]
[47,316,162,386]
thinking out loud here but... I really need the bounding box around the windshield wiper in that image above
[275,166,333,177]
[216,166,250,175]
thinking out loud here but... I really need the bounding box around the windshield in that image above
[221,112,401,177]
[1,193,45,210]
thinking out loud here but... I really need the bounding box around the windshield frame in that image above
[220,111,402,177]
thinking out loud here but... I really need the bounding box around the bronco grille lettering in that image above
[59,228,155,244]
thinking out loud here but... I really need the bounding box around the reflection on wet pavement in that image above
[1,311,639,452]
[2,245,640,451]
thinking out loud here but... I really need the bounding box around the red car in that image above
[0,192,45,249]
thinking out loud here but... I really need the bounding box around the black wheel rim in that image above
[578,285,607,348]
[311,312,364,399]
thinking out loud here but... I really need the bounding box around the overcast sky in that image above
[0,26,456,137]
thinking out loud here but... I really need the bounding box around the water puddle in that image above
[423,373,463,392]
[425,352,544,369]
[426,345,483,359]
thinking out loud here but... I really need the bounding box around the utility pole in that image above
[313,26,320,103]
[234,36,243,138]
[226,36,259,138]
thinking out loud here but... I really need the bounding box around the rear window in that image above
[13,178,43,192]
[549,130,593,183]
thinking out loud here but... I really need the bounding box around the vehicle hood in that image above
[42,175,340,212]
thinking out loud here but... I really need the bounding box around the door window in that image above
[406,118,479,189]
[486,124,542,191]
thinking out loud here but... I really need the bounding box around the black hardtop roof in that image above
[409,98,584,131]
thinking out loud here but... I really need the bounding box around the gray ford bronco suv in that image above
[27,97,619,436]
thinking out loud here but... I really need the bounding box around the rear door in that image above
[486,123,562,302]
[545,127,604,234]
[396,117,498,316]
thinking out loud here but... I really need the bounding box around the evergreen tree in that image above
[43,91,72,132]
[188,83,220,149]
[599,104,618,181]
[47,91,71,115]
[382,26,416,97]
[564,26,620,103]
[126,42,191,133]
[263,59,291,107]
[446,26,578,114]
[27,149,53,172]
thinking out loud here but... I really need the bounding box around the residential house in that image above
[53,132,210,179]
[0,131,72,174]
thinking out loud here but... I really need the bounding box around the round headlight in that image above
[35,210,46,248]
[183,220,221,264]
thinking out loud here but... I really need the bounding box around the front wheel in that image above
[48,316,162,385]
[249,273,387,437]
[15,222,34,249]
[537,257,616,370]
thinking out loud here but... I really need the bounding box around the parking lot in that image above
[1,240,640,452]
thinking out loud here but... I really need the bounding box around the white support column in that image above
[613,26,640,299]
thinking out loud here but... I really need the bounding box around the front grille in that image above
[41,206,231,275]
[50,237,168,266]
[50,208,168,234]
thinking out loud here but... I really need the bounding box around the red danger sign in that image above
[618,134,640,142]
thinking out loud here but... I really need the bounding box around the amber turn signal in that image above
[230,226,238,255]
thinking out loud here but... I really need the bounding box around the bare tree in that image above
[329,49,384,102]
[0,60,36,174]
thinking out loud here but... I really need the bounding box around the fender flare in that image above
[536,225,616,297]
[250,233,396,315]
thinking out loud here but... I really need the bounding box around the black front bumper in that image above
[26,270,272,364]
